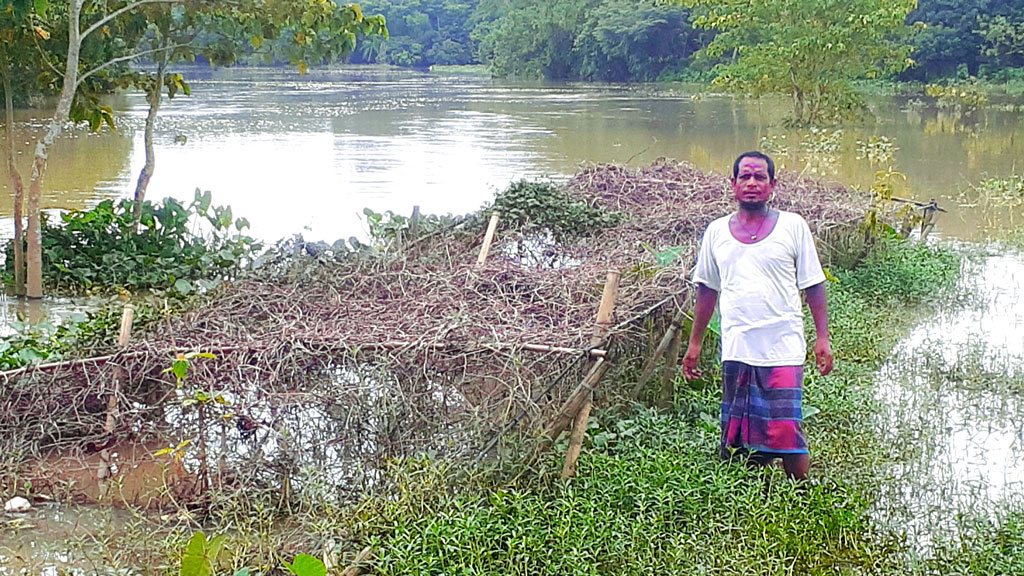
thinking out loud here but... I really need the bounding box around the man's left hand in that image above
[814,337,833,375]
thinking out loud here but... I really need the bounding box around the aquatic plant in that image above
[487,180,624,242]
[968,174,1024,208]
[925,82,988,116]
[10,189,263,294]
[856,135,899,166]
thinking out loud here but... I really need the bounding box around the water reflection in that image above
[874,247,1024,547]
[0,295,102,337]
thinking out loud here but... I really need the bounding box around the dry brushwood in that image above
[0,160,866,505]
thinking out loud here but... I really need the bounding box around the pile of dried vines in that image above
[0,160,866,505]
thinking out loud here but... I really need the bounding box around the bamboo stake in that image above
[658,327,683,409]
[561,401,592,478]
[476,212,500,265]
[589,270,621,348]
[543,358,609,442]
[98,304,134,501]
[562,270,620,478]
[630,307,687,399]
[409,205,420,240]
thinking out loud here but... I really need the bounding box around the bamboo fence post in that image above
[98,303,134,501]
[562,270,620,478]
[476,212,500,265]
[543,358,609,444]
[589,271,620,349]
[658,327,684,409]
[409,205,420,240]
[630,307,686,399]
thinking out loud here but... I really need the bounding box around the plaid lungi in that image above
[720,361,807,456]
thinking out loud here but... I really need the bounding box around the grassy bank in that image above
[324,238,974,575]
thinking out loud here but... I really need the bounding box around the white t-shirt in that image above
[691,210,825,366]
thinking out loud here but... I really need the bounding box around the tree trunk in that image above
[1,47,25,295]
[26,0,83,298]
[132,55,166,230]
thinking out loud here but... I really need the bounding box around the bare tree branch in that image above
[32,29,65,80]
[76,44,188,88]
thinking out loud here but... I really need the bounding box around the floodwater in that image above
[874,246,1024,550]
[2,66,1024,572]
[1,66,1023,244]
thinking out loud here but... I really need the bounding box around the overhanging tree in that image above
[3,0,137,296]
[4,0,384,298]
[124,1,385,229]
[682,0,916,124]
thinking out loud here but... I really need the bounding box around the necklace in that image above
[737,211,769,240]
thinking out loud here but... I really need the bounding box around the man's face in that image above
[732,156,775,210]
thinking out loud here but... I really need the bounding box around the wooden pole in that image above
[409,205,420,240]
[630,307,687,399]
[98,304,134,501]
[658,327,683,409]
[562,270,620,478]
[476,212,500,266]
[561,401,592,478]
[589,270,621,348]
[543,358,609,442]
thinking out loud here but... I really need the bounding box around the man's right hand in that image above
[681,343,701,380]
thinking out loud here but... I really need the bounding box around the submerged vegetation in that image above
[29,191,262,294]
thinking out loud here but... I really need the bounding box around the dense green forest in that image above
[904,0,1024,81]
[350,0,1024,85]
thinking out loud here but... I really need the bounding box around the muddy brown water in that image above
[1,66,1023,243]
[2,66,1024,572]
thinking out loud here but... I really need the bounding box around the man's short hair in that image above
[732,151,775,182]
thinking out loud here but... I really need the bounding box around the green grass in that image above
[922,511,1024,575]
[346,239,974,575]
[369,411,886,576]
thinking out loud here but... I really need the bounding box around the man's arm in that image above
[804,282,833,375]
[681,283,718,380]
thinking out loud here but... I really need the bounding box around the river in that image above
[1,66,1023,243]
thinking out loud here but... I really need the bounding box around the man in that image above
[682,151,832,480]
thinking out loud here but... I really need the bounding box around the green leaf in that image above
[172,359,188,380]
[17,348,44,363]
[707,309,721,337]
[283,554,325,576]
[174,279,193,295]
[803,405,820,420]
[654,246,686,267]
[180,533,209,576]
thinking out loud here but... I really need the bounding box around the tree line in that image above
[351,0,1024,85]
